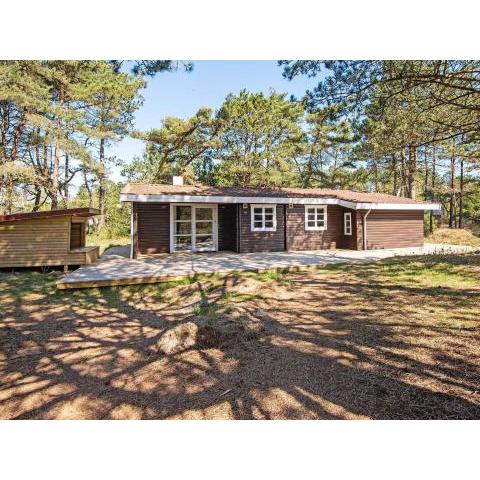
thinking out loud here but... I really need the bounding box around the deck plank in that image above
[56,244,478,290]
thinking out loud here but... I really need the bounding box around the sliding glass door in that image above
[172,205,217,252]
[173,205,193,251]
[193,206,215,251]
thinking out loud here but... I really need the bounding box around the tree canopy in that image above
[2,60,480,236]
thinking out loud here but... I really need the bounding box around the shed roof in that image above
[0,208,100,223]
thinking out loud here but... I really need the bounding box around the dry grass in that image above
[1,254,479,419]
[426,227,480,247]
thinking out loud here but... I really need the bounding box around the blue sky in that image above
[107,60,320,181]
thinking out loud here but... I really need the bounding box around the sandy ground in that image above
[1,258,480,419]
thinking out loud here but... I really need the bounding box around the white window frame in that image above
[344,211,352,236]
[169,203,218,253]
[250,204,277,232]
[304,205,327,231]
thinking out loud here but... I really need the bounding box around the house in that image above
[120,178,441,259]
[0,208,100,270]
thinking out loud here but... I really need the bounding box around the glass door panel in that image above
[174,235,192,251]
[195,235,214,250]
[195,221,213,234]
[174,206,192,251]
[175,222,192,235]
[195,207,213,221]
[193,206,214,252]
[172,205,216,252]
[175,206,192,220]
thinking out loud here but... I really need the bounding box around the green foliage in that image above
[124,107,221,183]
[126,90,310,188]
[0,60,144,216]
[463,183,480,221]
[5,60,480,236]
[282,60,480,140]
[297,105,355,188]
[109,60,193,77]
[281,60,480,223]
[71,181,130,238]
[214,90,304,187]
[255,270,284,282]
[102,182,131,237]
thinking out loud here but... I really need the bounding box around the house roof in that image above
[0,208,100,223]
[121,183,435,207]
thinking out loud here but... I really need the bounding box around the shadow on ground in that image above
[1,254,479,419]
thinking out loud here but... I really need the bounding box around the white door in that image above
[172,204,217,252]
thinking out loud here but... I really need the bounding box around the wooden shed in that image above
[0,208,100,270]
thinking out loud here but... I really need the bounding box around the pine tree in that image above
[124,107,222,183]
[215,90,304,187]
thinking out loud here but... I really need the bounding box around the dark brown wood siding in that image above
[218,204,238,252]
[339,208,360,250]
[286,204,343,250]
[134,202,170,254]
[238,204,285,253]
[364,210,424,249]
[132,202,424,255]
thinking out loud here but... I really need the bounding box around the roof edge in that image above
[120,193,441,211]
[0,208,100,223]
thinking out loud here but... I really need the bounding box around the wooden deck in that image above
[56,243,478,290]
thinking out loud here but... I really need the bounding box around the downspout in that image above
[362,209,371,250]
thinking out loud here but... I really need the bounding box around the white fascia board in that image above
[353,202,442,211]
[120,193,441,211]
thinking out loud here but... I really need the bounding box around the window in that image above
[304,206,327,231]
[344,212,352,235]
[251,205,276,232]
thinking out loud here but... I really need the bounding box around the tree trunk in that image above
[423,146,428,200]
[459,156,464,229]
[429,145,436,234]
[399,150,406,196]
[4,109,27,214]
[453,196,458,228]
[391,154,398,196]
[64,153,69,207]
[32,139,42,212]
[42,138,51,205]
[449,154,455,228]
[51,141,60,210]
[305,149,314,187]
[83,168,93,208]
[32,185,42,211]
[407,145,417,199]
[51,86,64,210]
[97,138,106,233]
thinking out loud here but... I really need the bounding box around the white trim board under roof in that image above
[120,193,441,212]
